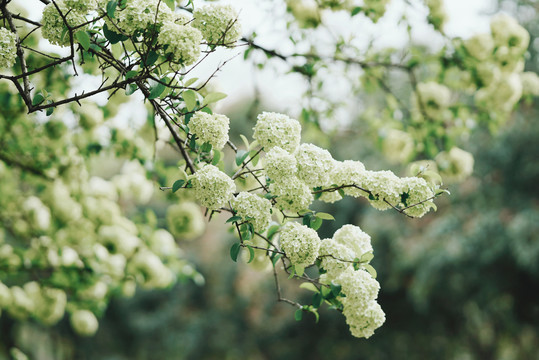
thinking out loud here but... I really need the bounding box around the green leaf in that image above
[294,309,303,321]
[315,212,335,221]
[295,265,305,277]
[351,6,362,16]
[200,142,212,153]
[184,77,198,87]
[235,150,249,166]
[103,23,127,44]
[239,134,250,149]
[299,283,318,293]
[125,70,138,80]
[143,51,159,67]
[312,292,323,308]
[310,308,320,323]
[246,245,255,263]
[225,216,242,224]
[271,254,282,267]
[298,209,312,216]
[212,149,221,165]
[45,103,54,116]
[125,84,137,96]
[230,243,241,262]
[303,213,312,227]
[32,93,45,106]
[148,82,166,99]
[330,282,342,297]
[106,0,118,18]
[364,264,378,279]
[360,252,374,263]
[75,31,91,51]
[183,90,197,112]
[172,180,185,193]
[267,224,280,240]
[201,92,227,106]
[310,216,323,231]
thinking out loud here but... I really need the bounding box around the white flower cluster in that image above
[112,0,173,34]
[65,0,97,12]
[189,111,230,150]
[253,112,302,153]
[332,160,366,197]
[0,281,66,326]
[416,81,452,120]
[435,146,474,184]
[400,177,435,217]
[264,147,297,181]
[190,164,236,210]
[463,14,533,111]
[360,170,403,210]
[166,202,206,240]
[41,1,88,46]
[382,129,415,164]
[269,178,313,212]
[232,192,272,233]
[520,72,539,96]
[70,309,99,336]
[192,5,242,46]
[112,161,154,204]
[295,143,334,188]
[0,28,17,69]
[279,222,321,269]
[157,22,202,66]
[424,0,447,31]
[334,266,385,338]
[320,225,373,278]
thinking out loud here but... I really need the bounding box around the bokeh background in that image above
[1,0,538,359]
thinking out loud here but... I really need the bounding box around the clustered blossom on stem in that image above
[190,164,236,210]
[0,27,17,69]
[41,1,88,46]
[188,111,230,150]
[279,222,321,270]
[232,192,272,233]
[192,4,242,46]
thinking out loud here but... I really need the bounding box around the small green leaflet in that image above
[106,0,117,18]
[271,254,282,267]
[364,264,378,279]
[230,243,241,262]
[75,31,91,51]
[225,216,242,224]
[32,93,45,106]
[360,252,374,263]
[201,92,227,106]
[148,82,166,99]
[183,90,197,111]
[200,142,212,153]
[316,212,335,220]
[235,150,249,166]
[266,224,280,240]
[212,150,221,165]
[294,309,303,321]
[172,180,185,193]
[246,245,255,263]
[125,71,138,80]
[310,216,323,231]
[184,77,198,87]
[299,282,318,293]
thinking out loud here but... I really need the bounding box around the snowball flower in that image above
[269,177,313,213]
[400,177,436,218]
[343,300,386,339]
[158,22,202,66]
[41,1,88,46]
[335,267,380,309]
[0,28,17,69]
[360,170,404,210]
[333,225,373,260]
[264,146,297,181]
[520,72,539,96]
[279,222,321,268]
[253,112,302,153]
[464,33,494,61]
[232,192,272,232]
[319,238,355,278]
[192,4,242,46]
[65,0,97,12]
[166,202,205,240]
[70,310,99,336]
[435,147,474,183]
[490,14,530,53]
[332,160,367,198]
[189,111,230,150]
[416,81,451,120]
[23,196,51,231]
[190,164,236,210]
[111,0,173,34]
[382,129,415,164]
[295,143,334,188]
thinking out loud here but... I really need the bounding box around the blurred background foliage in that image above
[1,0,538,359]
